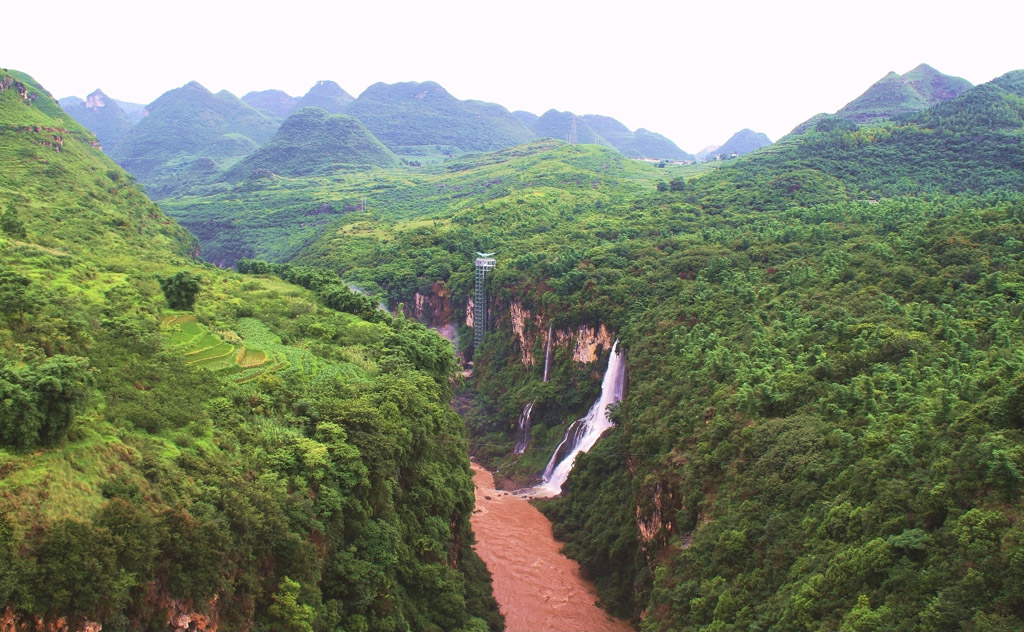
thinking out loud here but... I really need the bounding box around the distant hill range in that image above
[61,78,694,192]
[241,81,355,120]
[240,89,297,118]
[694,129,772,162]
[224,107,399,181]
[107,81,279,198]
[716,129,772,158]
[343,80,535,153]
[529,109,610,148]
[834,63,973,124]
[58,89,133,152]
[291,80,355,114]
[695,145,720,162]
[523,109,694,161]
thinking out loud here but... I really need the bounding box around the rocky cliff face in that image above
[1,607,101,632]
[0,592,221,632]
[84,90,107,110]
[403,281,454,328]
[408,284,614,366]
[505,300,614,366]
[509,302,536,366]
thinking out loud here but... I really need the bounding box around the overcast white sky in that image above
[4,0,1022,152]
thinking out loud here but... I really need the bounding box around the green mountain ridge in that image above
[109,80,279,199]
[580,114,695,160]
[530,109,610,147]
[62,80,695,176]
[223,107,400,181]
[835,63,973,124]
[713,128,772,157]
[291,80,355,114]
[344,80,537,154]
[241,88,297,118]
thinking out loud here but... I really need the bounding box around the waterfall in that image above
[513,401,534,455]
[537,341,625,495]
[542,323,553,383]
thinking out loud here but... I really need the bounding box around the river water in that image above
[470,463,634,632]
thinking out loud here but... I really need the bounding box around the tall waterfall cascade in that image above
[537,341,625,495]
[514,401,534,455]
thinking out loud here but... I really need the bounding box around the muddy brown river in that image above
[470,463,634,632]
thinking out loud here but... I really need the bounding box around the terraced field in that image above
[160,314,274,382]
[160,314,365,383]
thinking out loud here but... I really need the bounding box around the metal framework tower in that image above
[567,115,578,144]
[474,253,495,347]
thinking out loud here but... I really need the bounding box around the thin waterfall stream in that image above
[542,323,553,383]
[513,400,534,455]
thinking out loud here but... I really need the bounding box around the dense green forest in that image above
[8,56,1024,632]
[1,69,500,632]
[161,69,1023,630]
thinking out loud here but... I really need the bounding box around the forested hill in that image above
[109,81,280,199]
[224,66,1024,630]
[343,80,536,153]
[0,69,501,632]
[513,73,1024,629]
[222,107,400,181]
[835,63,973,124]
[713,128,772,158]
[700,70,1024,201]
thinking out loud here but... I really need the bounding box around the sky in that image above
[4,0,1022,152]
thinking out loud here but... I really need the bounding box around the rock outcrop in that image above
[405,281,454,328]
[504,301,614,366]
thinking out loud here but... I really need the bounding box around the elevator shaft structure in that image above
[474,254,495,347]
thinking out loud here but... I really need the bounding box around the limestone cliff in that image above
[505,300,614,366]
[403,281,454,328]
[407,284,614,367]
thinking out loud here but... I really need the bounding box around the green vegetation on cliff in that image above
[0,69,501,632]
[81,61,1024,631]
[200,69,1022,631]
